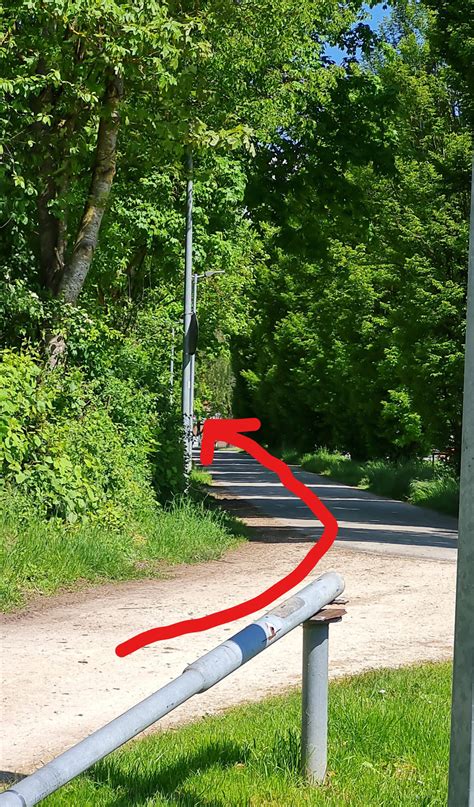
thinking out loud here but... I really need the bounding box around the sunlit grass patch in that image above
[298,449,458,516]
[409,476,459,516]
[41,662,451,806]
[301,449,366,487]
[0,486,244,611]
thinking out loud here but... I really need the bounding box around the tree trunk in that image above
[31,78,65,295]
[37,166,70,295]
[57,73,123,304]
[37,175,63,293]
[126,244,147,299]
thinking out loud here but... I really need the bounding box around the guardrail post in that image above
[301,603,346,783]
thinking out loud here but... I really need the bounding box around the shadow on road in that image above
[205,451,458,553]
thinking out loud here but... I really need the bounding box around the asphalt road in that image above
[207,449,458,562]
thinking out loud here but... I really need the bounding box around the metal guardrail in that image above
[0,571,345,806]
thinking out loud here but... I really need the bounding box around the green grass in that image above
[0,482,244,612]
[301,449,366,487]
[36,662,451,806]
[298,449,459,516]
[364,459,434,500]
[280,447,302,465]
[409,476,460,515]
[189,467,213,490]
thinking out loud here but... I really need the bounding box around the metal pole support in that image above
[448,156,474,807]
[189,274,198,440]
[302,604,346,784]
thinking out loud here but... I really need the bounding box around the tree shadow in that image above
[0,771,26,785]
[206,451,458,552]
[87,739,249,806]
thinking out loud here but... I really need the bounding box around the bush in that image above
[301,448,366,486]
[279,447,301,464]
[58,303,185,502]
[363,459,435,500]
[151,409,185,501]
[0,348,159,525]
[409,476,459,516]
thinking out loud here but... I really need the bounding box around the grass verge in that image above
[38,662,451,806]
[283,448,459,516]
[409,476,460,514]
[0,470,245,612]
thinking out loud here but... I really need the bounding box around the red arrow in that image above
[115,418,338,657]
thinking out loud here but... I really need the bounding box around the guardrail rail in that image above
[1,570,346,806]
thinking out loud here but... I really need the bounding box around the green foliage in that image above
[150,410,185,501]
[0,485,242,611]
[235,4,470,463]
[301,449,367,487]
[425,0,474,121]
[0,348,171,524]
[189,467,213,488]
[279,447,301,465]
[298,447,459,515]
[196,351,235,417]
[0,0,347,304]
[409,476,460,516]
[381,389,425,452]
[0,0,468,607]
[0,276,46,345]
[0,348,49,477]
[41,662,451,806]
[1,0,366,544]
[364,458,435,500]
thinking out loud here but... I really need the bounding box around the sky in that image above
[324,3,391,64]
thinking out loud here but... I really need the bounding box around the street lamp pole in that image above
[182,146,193,478]
[188,270,225,445]
[448,158,474,807]
[189,273,199,434]
[170,326,175,404]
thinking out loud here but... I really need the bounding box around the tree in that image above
[234,2,471,460]
[1,0,352,312]
[0,1,195,304]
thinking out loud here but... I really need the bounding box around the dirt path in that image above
[1,453,457,774]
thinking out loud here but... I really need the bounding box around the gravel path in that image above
[1,451,457,774]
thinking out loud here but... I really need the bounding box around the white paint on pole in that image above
[448,158,474,807]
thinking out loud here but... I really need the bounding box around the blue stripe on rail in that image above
[229,623,268,663]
